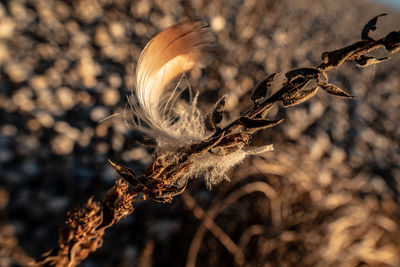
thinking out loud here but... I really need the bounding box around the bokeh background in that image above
[1,0,400,266]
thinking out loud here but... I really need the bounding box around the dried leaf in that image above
[108,159,141,187]
[285,68,321,81]
[318,81,356,99]
[281,77,311,100]
[383,31,400,53]
[361,13,387,41]
[251,73,278,101]
[320,41,369,70]
[240,117,284,130]
[354,55,388,67]
[264,75,311,104]
[282,86,319,107]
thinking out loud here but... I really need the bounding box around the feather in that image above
[132,20,214,145]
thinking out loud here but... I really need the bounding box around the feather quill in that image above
[132,21,214,146]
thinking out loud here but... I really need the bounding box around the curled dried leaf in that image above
[282,86,319,107]
[383,31,400,53]
[317,81,356,99]
[240,116,284,130]
[285,67,321,81]
[355,55,388,67]
[320,41,369,70]
[361,13,387,41]
[251,73,278,101]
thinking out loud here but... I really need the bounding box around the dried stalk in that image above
[36,180,135,266]
[36,14,400,266]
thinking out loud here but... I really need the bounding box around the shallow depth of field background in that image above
[1,0,400,266]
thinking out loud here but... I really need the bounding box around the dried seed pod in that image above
[317,81,356,99]
[265,76,310,105]
[361,13,387,41]
[251,73,278,102]
[282,86,319,107]
[108,159,141,188]
[281,76,311,101]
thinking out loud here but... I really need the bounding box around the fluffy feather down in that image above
[132,20,214,146]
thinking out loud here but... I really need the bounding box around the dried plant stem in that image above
[36,15,400,266]
[109,14,400,205]
[36,180,136,267]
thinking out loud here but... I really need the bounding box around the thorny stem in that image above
[37,14,400,266]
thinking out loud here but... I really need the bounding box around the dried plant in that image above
[36,14,400,266]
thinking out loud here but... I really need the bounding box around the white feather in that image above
[132,21,214,146]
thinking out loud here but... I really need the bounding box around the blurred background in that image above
[1,0,400,266]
